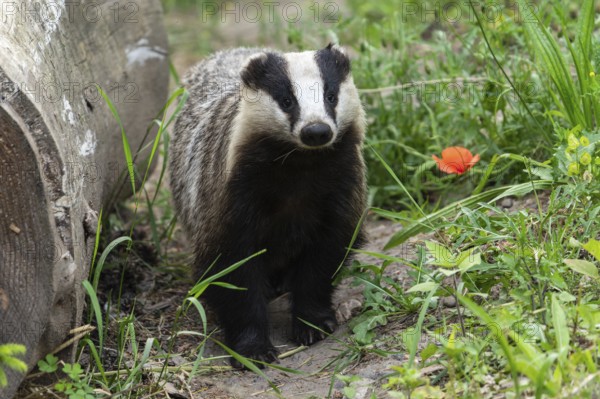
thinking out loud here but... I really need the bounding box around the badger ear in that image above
[318,43,351,76]
[241,52,270,89]
[325,42,347,56]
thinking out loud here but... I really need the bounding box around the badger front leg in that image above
[201,255,277,368]
[290,248,343,345]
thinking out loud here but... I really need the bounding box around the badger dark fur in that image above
[169,44,367,367]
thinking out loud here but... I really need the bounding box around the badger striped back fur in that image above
[169,44,367,368]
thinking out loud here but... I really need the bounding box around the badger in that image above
[169,44,367,367]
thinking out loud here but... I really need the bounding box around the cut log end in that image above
[0,1,169,397]
[0,105,56,368]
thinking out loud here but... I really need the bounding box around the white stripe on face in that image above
[284,51,338,144]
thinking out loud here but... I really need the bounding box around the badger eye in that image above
[326,93,337,104]
[281,97,293,110]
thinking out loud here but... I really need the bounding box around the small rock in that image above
[336,298,363,322]
[524,197,536,208]
[500,198,513,209]
[164,382,189,399]
[442,296,457,308]
[168,354,187,366]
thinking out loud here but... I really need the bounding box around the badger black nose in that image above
[300,123,333,147]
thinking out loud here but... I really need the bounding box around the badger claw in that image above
[292,315,337,346]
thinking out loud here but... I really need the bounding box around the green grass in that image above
[20,1,600,398]
[334,1,600,397]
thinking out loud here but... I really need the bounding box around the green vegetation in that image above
[18,0,600,397]
[0,344,27,387]
[335,0,600,397]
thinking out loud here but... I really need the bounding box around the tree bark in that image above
[0,1,169,396]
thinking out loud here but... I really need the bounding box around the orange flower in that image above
[432,146,480,175]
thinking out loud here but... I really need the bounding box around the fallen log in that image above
[0,1,169,396]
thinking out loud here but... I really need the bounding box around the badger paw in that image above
[292,314,337,346]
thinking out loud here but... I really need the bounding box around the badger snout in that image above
[300,123,333,148]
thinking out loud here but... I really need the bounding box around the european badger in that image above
[169,44,367,367]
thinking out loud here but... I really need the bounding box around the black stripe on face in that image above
[241,52,300,130]
[314,44,351,122]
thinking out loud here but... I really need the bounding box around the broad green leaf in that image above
[424,241,455,267]
[564,259,599,279]
[551,295,569,363]
[583,239,600,262]
[437,269,460,277]
[343,386,357,398]
[37,354,59,373]
[421,344,438,362]
[351,310,387,344]
[63,363,83,380]
[457,248,481,272]
[437,268,460,277]
[557,291,576,302]
[406,281,438,293]
[529,166,553,181]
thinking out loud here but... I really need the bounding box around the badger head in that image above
[236,44,364,151]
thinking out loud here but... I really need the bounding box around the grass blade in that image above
[89,209,103,280]
[189,250,267,297]
[83,280,104,354]
[92,236,132,292]
[80,338,107,385]
[385,180,553,249]
[97,85,137,195]
[407,288,436,367]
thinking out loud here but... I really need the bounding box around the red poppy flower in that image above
[432,146,480,175]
